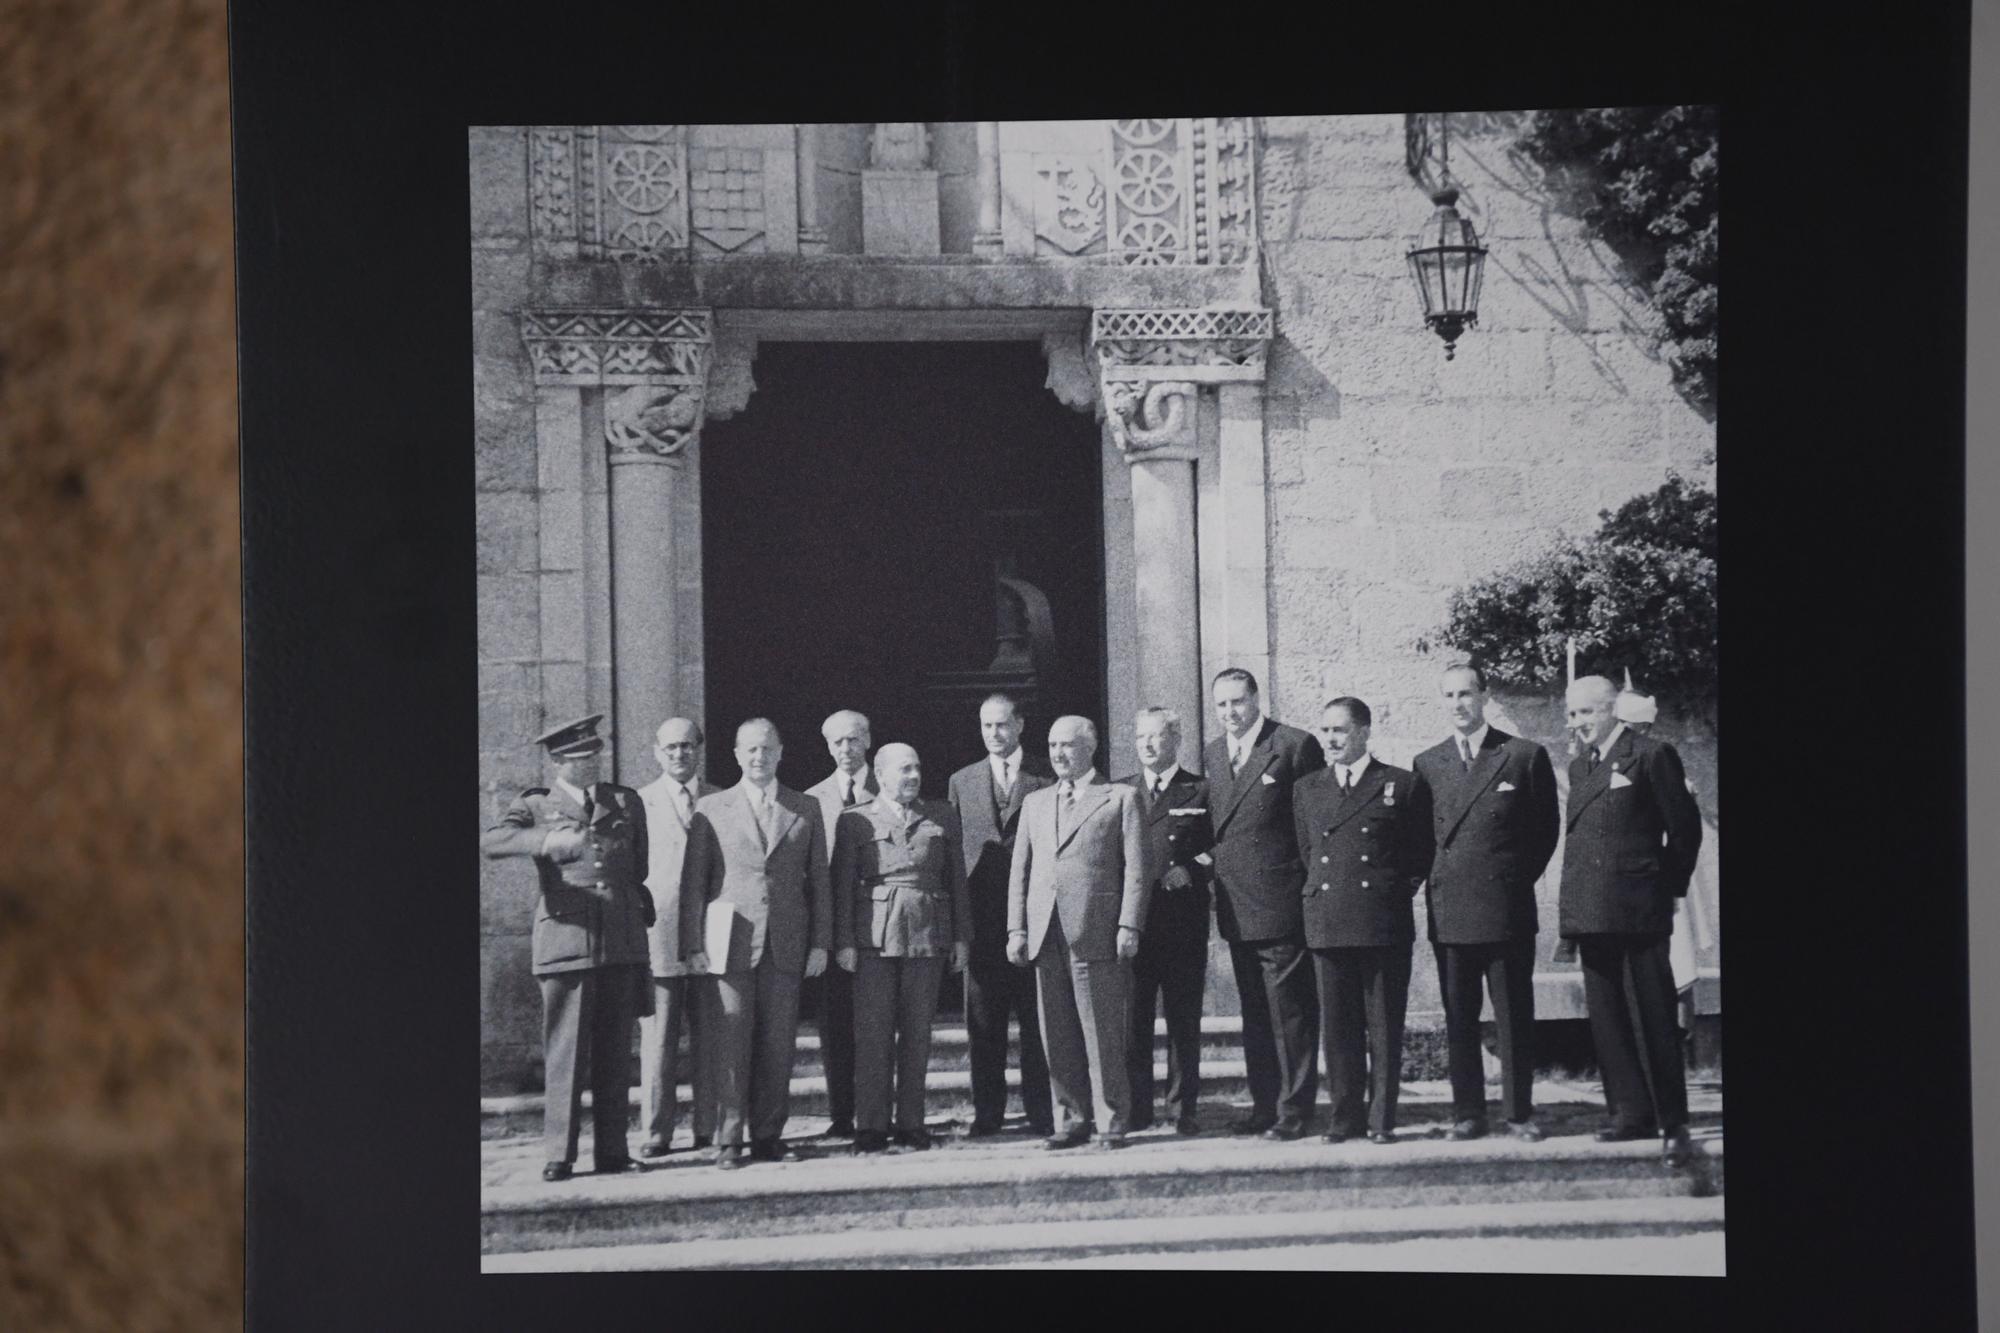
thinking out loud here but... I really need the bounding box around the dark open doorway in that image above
[700,341,1107,802]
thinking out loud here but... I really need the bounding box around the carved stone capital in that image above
[1090,307,1274,381]
[521,309,713,386]
[605,385,703,463]
[1091,307,1271,460]
[1102,380,1198,458]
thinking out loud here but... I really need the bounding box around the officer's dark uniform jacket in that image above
[1557,728,1704,938]
[831,796,971,957]
[1292,759,1435,948]
[482,783,654,975]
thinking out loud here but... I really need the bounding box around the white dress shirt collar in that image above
[736,774,776,806]
[1453,722,1491,759]
[1591,723,1628,763]
[1143,764,1177,795]
[554,776,588,807]
[1334,754,1373,788]
[989,748,1020,789]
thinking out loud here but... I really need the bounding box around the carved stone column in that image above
[974,121,1003,257]
[1093,308,1274,767]
[522,310,713,783]
[795,124,828,255]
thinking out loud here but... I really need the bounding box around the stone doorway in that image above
[700,341,1108,799]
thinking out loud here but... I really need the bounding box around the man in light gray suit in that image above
[634,717,718,1157]
[803,708,876,1137]
[680,718,833,1169]
[1007,716,1148,1150]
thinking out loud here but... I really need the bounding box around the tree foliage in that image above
[1421,474,1718,722]
[1517,106,1718,413]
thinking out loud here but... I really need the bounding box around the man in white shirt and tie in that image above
[948,694,1056,1136]
[633,717,718,1156]
[1006,716,1148,1150]
[804,709,878,1137]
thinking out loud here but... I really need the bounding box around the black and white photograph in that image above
[471,112,1725,1273]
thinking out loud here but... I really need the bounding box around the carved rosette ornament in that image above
[520,309,714,462]
[1090,307,1273,459]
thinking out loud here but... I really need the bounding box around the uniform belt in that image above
[865,874,927,890]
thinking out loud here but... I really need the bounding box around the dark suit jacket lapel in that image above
[1326,762,1389,833]
[1439,730,1509,844]
[588,786,618,827]
[1145,768,1191,825]
[1566,728,1634,829]
[1213,718,1278,832]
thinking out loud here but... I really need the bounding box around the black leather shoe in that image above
[827,1118,856,1138]
[1127,1116,1155,1133]
[1446,1118,1489,1140]
[594,1157,644,1174]
[1262,1121,1309,1142]
[692,1134,713,1151]
[715,1146,745,1170]
[1505,1119,1545,1142]
[1231,1113,1278,1135]
[750,1138,802,1163]
[1594,1125,1657,1143]
[541,1162,573,1182]
[851,1130,889,1154]
[1027,1123,1056,1139]
[1368,1131,1396,1145]
[1175,1115,1201,1137]
[1662,1127,1695,1167]
[966,1120,1004,1138]
[895,1127,934,1151]
[1094,1133,1126,1151]
[1043,1128,1091,1151]
[637,1138,670,1159]
[1320,1129,1357,1144]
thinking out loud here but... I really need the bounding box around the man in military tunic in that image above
[831,743,971,1153]
[480,715,656,1182]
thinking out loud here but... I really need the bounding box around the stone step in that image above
[480,1129,1722,1256]
[482,1193,1726,1271]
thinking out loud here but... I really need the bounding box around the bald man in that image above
[1007,716,1148,1150]
[634,718,719,1155]
[804,709,877,1137]
[680,719,832,1169]
[831,744,970,1153]
[1559,675,1704,1166]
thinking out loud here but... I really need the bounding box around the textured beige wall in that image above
[0,0,242,1326]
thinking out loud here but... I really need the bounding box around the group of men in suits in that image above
[483,656,1704,1179]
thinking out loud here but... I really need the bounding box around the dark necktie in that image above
[1342,769,1354,796]
[580,787,595,823]
[842,777,859,808]
[1587,747,1602,774]
[1458,738,1473,772]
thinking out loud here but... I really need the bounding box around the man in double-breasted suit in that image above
[679,718,832,1169]
[948,693,1055,1137]
[1559,675,1704,1166]
[1116,706,1214,1135]
[634,717,718,1157]
[803,708,877,1138]
[831,743,970,1154]
[1293,697,1434,1144]
[1203,668,1327,1138]
[1007,716,1148,1149]
[480,714,656,1182]
[1409,663,1560,1141]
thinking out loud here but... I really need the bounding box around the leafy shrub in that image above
[1420,474,1717,722]
[1517,106,1718,413]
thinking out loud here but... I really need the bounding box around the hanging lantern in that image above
[1404,114,1488,359]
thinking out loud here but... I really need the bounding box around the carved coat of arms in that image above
[1033,156,1106,255]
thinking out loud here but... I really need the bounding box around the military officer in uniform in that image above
[1292,697,1434,1144]
[480,715,656,1182]
[634,717,717,1156]
[1559,675,1704,1166]
[1115,707,1214,1136]
[831,743,971,1154]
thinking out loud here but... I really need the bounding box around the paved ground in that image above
[1000,1232,1727,1274]
[482,1076,1724,1189]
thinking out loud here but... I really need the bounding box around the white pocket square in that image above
[1609,772,1634,789]
[1260,773,1277,785]
[1496,781,1517,792]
